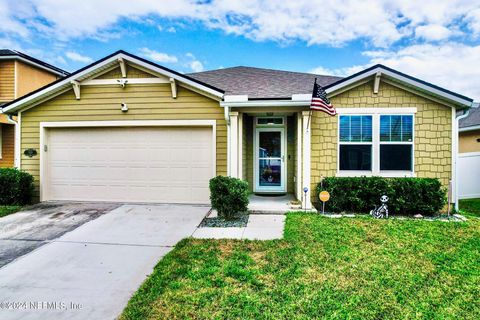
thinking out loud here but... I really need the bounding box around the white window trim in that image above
[336,109,416,178]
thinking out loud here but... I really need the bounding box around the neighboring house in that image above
[1,50,473,208]
[459,104,480,153]
[0,49,68,167]
[458,104,480,199]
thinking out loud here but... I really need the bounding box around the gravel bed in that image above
[199,214,249,227]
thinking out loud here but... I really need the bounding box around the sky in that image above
[1,0,480,100]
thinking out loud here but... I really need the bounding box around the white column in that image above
[302,110,312,209]
[296,112,303,201]
[229,111,239,178]
[238,112,243,180]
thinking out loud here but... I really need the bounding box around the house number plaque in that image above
[24,148,38,158]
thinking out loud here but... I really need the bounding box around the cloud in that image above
[185,53,204,72]
[65,51,94,63]
[415,24,454,41]
[3,1,479,47]
[0,0,30,37]
[138,48,178,63]
[311,43,480,100]
[189,60,204,72]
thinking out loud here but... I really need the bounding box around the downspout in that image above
[454,105,472,211]
[6,113,17,125]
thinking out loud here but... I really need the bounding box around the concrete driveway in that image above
[0,202,120,268]
[0,204,208,320]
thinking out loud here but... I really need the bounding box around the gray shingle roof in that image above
[188,66,342,99]
[460,105,480,128]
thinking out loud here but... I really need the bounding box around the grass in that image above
[460,198,480,217]
[121,214,480,320]
[0,205,22,218]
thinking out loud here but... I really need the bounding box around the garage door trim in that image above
[39,120,216,202]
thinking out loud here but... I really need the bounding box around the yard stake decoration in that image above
[370,195,389,219]
[319,191,330,214]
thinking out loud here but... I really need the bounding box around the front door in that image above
[255,128,285,192]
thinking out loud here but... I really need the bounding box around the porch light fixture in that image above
[121,103,128,112]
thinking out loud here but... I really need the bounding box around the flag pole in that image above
[306,78,316,132]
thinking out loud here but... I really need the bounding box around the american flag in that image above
[311,79,336,116]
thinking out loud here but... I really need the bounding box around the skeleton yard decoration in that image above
[370,195,389,219]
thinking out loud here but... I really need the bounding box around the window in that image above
[257,117,283,125]
[339,115,372,170]
[338,113,414,176]
[379,115,413,171]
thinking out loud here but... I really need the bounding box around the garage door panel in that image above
[45,127,213,203]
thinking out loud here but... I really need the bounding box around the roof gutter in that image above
[220,99,310,108]
[459,124,480,132]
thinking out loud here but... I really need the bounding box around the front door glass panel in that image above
[258,131,282,187]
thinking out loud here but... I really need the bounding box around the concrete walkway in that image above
[192,214,286,240]
[0,204,208,320]
[248,194,297,214]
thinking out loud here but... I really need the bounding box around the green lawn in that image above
[460,198,480,217]
[0,205,22,218]
[121,214,480,320]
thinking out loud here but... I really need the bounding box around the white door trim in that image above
[254,127,286,193]
[39,120,217,202]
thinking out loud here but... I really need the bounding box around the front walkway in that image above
[192,214,286,240]
[0,204,208,320]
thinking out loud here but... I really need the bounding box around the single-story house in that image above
[458,104,480,199]
[1,50,474,209]
[0,49,68,168]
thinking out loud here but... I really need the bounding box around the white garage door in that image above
[44,126,214,203]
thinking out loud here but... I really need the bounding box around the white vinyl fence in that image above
[458,152,480,199]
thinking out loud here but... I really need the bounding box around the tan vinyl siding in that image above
[459,130,480,153]
[20,82,227,199]
[16,61,58,98]
[310,80,453,195]
[0,124,15,168]
[0,61,15,102]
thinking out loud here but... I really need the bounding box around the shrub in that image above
[209,176,249,219]
[315,176,446,216]
[0,168,35,205]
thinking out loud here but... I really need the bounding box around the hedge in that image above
[209,176,249,219]
[0,168,35,205]
[314,176,446,216]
